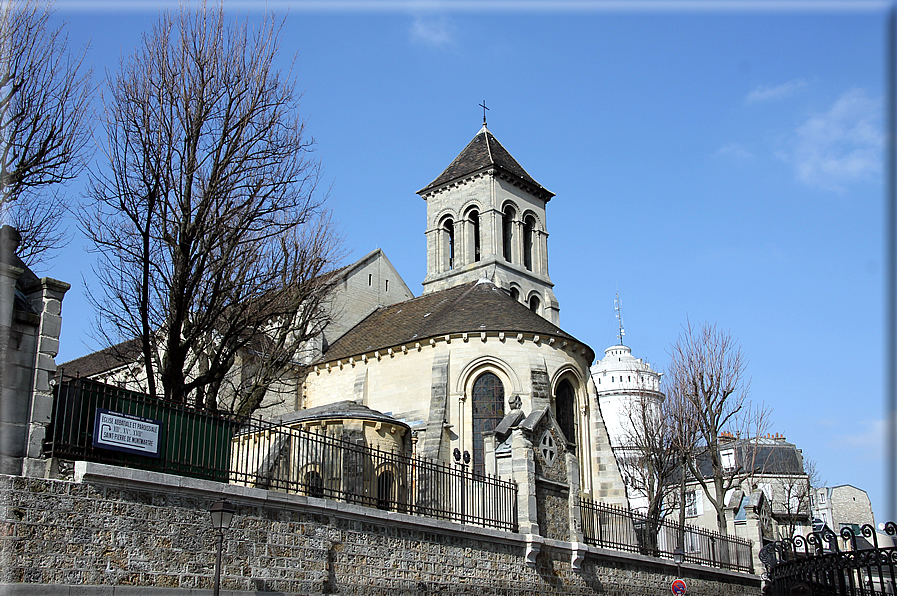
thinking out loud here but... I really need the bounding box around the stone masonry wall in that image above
[0,463,761,595]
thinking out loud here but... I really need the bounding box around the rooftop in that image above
[418,126,554,200]
[321,280,590,363]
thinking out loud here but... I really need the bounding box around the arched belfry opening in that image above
[442,218,454,271]
[502,206,515,263]
[469,209,481,263]
[523,214,535,271]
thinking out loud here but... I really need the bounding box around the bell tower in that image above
[417,125,560,325]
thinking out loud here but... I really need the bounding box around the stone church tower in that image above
[418,125,561,325]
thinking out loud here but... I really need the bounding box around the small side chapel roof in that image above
[418,126,555,200]
[279,399,409,430]
[320,281,592,363]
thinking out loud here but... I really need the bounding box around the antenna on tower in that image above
[615,291,625,345]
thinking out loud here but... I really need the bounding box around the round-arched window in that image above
[472,372,505,475]
[523,215,536,271]
[304,470,324,498]
[529,295,541,314]
[377,470,395,510]
[443,218,455,270]
[556,379,576,445]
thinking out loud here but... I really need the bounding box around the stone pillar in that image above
[420,355,450,461]
[353,369,367,405]
[566,450,584,542]
[0,261,25,476]
[22,277,69,477]
[510,428,539,535]
[529,361,550,412]
[543,288,560,326]
[0,262,21,329]
[424,228,438,283]
[511,219,523,265]
[483,431,497,476]
[586,376,628,506]
[456,218,469,267]
[484,206,500,262]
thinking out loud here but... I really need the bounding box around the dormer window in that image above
[721,449,736,472]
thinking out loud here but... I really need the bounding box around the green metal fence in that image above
[44,378,241,481]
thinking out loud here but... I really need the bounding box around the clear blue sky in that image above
[45,1,891,519]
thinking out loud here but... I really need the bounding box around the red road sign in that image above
[671,579,687,594]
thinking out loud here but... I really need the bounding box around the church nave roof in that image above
[320,280,589,363]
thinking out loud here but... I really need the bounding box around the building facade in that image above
[671,434,813,571]
[301,125,626,504]
[812,484,877,548]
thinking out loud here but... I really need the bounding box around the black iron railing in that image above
[44,379,518,532]
[579,497,754,574]
[229,417,518,532]
[762,523,897,596]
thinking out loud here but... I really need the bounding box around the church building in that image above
[59,123,628,506]
[301,124,627,504]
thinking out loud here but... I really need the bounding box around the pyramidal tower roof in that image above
[418,125,554,199]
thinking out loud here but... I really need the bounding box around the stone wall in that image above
[0,248,69,477]
[829,485,876,529]
[0,462,761,595]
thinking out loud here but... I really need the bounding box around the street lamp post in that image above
[673,547,685,578]
[209,500,236,596]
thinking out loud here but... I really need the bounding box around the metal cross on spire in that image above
[479,100,489,126]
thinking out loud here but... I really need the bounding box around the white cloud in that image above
[835,416,887,458]
[745,78,807,104]
[715,142,753,162]
[776,88,882,192]
[410,16,454,48]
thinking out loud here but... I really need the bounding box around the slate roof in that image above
[321,280,590,363]
[692,438,806,480]
[418,127,554,199]
[279,400,409,429]
[57,338,143,380]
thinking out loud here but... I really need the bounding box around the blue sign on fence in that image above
[92,408,162,458]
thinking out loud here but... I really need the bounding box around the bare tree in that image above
[0,0,91,264]
[664,368,702,539]
[82,4,342,414]
[667,321,770,536]
[617,376,681,554]
[776,456,820,540]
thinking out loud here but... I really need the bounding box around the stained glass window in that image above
[472,372,505,475]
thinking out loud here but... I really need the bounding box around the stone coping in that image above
[0,586,276,595]
[73,461,760,583]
